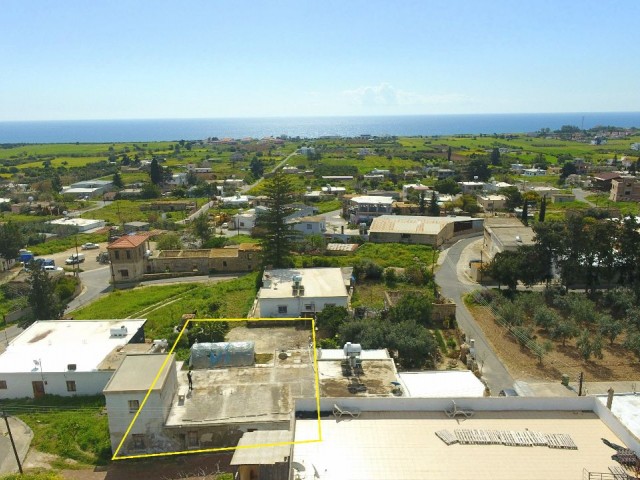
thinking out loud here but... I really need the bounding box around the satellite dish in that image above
[33,360,40,366]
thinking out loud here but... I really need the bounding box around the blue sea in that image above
[1,112,639,144]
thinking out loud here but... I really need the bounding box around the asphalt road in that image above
[435,236,515,394]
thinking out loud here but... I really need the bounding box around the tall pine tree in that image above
[259,171,296,268]
[539,195,547,222]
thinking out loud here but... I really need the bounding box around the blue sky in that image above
[2,0,639,120]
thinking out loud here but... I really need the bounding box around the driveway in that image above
[435,236,515,394]
[0,415,32,475]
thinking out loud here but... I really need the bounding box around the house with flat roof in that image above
[477,194,507,212]
[0,319,147,399]
[103,354,177,456]
[290,395,640,480]
[48,217,106,232]
[368,215,483,247]
[291,215,326,236]
[458,181,485,194]
[347,196,394,224]
[610,177,640,202]
[482,217,536,262]
[252,268,351,318]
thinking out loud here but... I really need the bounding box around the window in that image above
[304,304,314,311]
[66,381,76,392]
[187,431,199,448]
[223,261,227,267]
[0,380,7,389]
[247,264,251,270]
[401,233,411,239]
[306,223,312,230]
[115,251,120,260]
[119,269,129,278]
[126,250,131,259]
[132,434,145,450]
[128,400,140,413]
[278,305,288,314]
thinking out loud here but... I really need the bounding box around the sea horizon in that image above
[1,112,639,144]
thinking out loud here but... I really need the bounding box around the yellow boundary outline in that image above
[112,317,322,460]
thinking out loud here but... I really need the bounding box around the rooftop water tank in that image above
[343,342,362,357]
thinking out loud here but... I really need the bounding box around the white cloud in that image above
[342,82,469,108]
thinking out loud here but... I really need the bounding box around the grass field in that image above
[0,395,111,466]
[29,233,109,255]
[71,274,259,339]
[292,242,437,270]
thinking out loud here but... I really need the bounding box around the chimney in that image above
[606,387,614,410]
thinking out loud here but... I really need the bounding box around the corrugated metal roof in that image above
[369,215,475,235]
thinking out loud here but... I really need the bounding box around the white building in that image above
[291,215,326,236]
[522,168,547,177]
[398,371,486,398]
[347,196,394,224]
[62,179,113,198]
[253,268,350,318]
[291,395,640,480]
[48,217,106,232]
[103,354,177,457]
[232,209,257,230]
[221,194,253,206]
[458,181,486,194]
[0,319,147,399]
[167,173,187,186]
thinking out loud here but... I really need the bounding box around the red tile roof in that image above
[107,234,149,249]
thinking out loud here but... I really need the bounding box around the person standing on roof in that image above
[187,369,193,391]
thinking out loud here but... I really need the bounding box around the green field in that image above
[70,274,259,338]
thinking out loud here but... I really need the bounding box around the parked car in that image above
[96,251,110,264]
[65,253,86,265]
[81,242,100,250]
[43,265,64,272]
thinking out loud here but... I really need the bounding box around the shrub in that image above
[383,267,397,287]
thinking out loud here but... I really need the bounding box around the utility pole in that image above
[2,411,23,474]
[578,371,584,396]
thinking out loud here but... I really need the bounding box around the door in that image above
[32,381,45,398]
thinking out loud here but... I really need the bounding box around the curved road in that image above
[435,236,514,394]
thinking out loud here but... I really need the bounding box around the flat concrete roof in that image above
[350,196,394,205]
[230,430,292,466]
[369,215,476,235]
[259,268,348,300]
[103,353,175,393]
[318,359,398,397]
[49,218,105,227]
[596,393,640,442]
[485,218,536,247]
[293,410,628,479]
[0,320,146,374]
[399,371,486,398]
[166,351,316,426]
